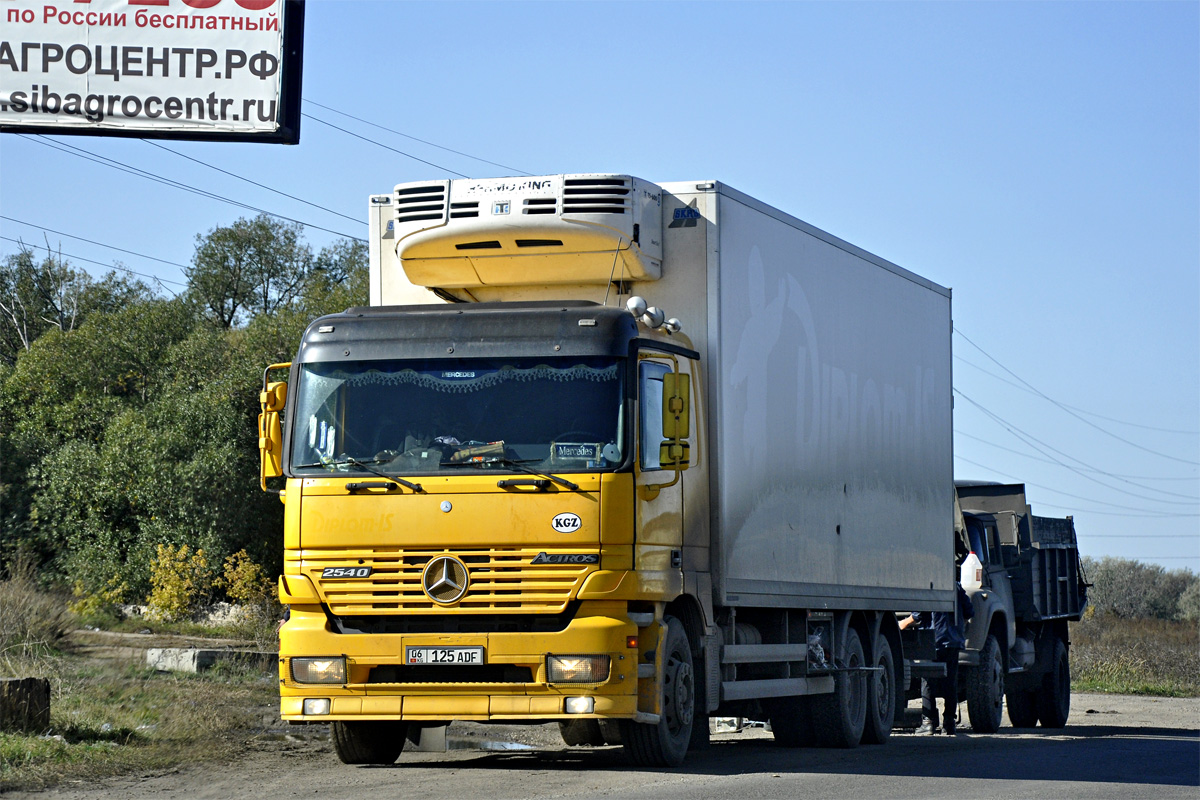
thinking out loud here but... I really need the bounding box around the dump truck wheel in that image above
[766,695,815,747]
[861,633,895,744]
[621,616,694,767]
[332,720,408,765]
[811,627,867,748]
[1037,637,1071,729]
[1005,686,1039,728]
[966,634,1005,733]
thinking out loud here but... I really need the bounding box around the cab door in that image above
[634,354,690,597]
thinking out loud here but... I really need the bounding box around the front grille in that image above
[368,665,533,684]
[331,604,579,635]
[299,548,597,615]
[562,177,631,215]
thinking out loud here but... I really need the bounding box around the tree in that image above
[187,215,313,328]
[1082,556,1199,620]
[0,245,156,367]
[0,298,196,572]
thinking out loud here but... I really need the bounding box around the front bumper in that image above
[279,600,642,722]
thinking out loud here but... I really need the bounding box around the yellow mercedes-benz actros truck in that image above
[259,174,959,766]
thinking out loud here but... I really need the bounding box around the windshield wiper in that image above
[346,457,423,492]
[294,457,423,493]
[441,457,580,492]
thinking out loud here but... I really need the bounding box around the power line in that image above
[302,112,472,178]
[954,353,1200,436]
[140,139,365,227]
[1,236,183,294]
[954,326,1200,461]
[1081,534,1200,539]
[19,135,367,242]
[954,453,1199,517]
[1,216,191,273]
[305,99,530,176]
[955,389,1200,503]
[954,428,1200,484]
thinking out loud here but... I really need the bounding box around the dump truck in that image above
[933,482,1087,731]
[257,174,1074,767]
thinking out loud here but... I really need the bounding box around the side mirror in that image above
[659,372,690,472]
[658,440,691,468]
[258,364,290,491]
[661,372,690,440]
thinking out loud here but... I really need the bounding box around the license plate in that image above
[405,646,484,665]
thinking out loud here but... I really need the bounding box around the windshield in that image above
[290,356,626,476]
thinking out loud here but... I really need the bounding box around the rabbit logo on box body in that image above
[551,513,582,533]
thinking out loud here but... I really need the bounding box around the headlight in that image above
[547,655,610,683]
[291,657,347,684]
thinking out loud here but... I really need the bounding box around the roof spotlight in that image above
[626,296,648,318]
[642,307,665,329]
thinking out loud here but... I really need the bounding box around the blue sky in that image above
[2,1,1197,571]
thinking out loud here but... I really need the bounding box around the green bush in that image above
[145,544,213,622]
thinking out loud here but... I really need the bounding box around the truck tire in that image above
[1036,637,1071,729]
[621,616,694,767]
[861,633,895,745]
[966,634,1004,733]
[810,627,867,748]
[766,695,814,747]
[559,719,605,746]
[1005,686,1039,728]
[332,720,408,765]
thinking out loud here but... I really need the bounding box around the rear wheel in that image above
[810,627,867,748]
[966,634,1005,733]
[861,633,895,744]
[621,616,694,767]
[332,720,408,765]
[1037,637,1071,728]
[766,695,815,747]
[1005,686,1039,728]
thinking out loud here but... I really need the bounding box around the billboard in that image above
[0,0,303,143]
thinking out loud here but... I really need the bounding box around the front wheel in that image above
[621,616,694,767]
[966,634,1005,733]
[332,720,408,765]
[1037,637,1071,728]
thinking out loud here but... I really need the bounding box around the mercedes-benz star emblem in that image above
[422,555,469,604]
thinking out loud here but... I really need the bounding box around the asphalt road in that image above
[22,693,1200,800]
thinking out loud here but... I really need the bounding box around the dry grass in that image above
[0,653,277,791]
[0,556,74,660]
[1071,616,1200,697]
[0,568,280,792]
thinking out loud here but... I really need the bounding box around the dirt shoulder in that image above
[11,693,1197,800]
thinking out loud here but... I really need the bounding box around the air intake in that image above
[395,183,447,224]
[562,177,631,215]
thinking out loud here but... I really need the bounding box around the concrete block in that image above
[0,677,51,732]
[411,724,448,752]
[147,648,275,673]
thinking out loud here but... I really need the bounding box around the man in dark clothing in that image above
[901,583,973,735]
